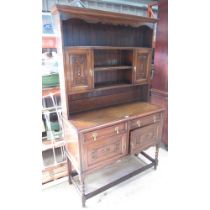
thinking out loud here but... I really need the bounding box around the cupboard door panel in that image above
[133,49,152,84]
[83,133,127,171]
[65,49,93,93]
[130,123,158,154]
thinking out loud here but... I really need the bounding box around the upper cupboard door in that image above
[65,48,94,93]
[133,48,152,84]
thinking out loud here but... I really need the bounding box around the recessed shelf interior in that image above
[94,49,133,67]
[94,49,133,88]
[94,70,132,89]
[62,18,153,47]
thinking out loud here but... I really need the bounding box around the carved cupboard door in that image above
[133,48,152,84]
[82,133,127,172]
[130,123,158,155]
[65,48,93,93]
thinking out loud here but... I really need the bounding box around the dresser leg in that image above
[154,145,159,170]
[67,158,72,184]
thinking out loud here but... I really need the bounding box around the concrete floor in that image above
[42,146,168,210]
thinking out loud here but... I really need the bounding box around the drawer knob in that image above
[123,143,126,153]
[90,69,93,76]
[115,127,119,134]
[92,133,97,141]
[153,116,157,123]
[137,120,141,127]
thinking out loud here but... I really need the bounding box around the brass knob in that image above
[134,66,136,72]
[153,116,156,123]
[92,133,97,141]
[90,69,93,76]
[131,142,134,149]
[115,127,119,134]
[123,143,126,152]
[137,120,141,127]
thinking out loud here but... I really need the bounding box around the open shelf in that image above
[42,138,64,151]
[94,65,132,72]
[94,82,132,90]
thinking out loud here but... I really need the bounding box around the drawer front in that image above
[83,133,127,171]
[84,122,126,144]
[130,113,160,130]
[130,123,158,154]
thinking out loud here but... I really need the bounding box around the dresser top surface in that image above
[68,102,164,132]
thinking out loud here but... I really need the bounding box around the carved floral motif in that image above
[70,54,88,86]
[136,54,147,79]
[90,142,121,160]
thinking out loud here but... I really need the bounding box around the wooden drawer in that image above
[130,113,160,130]
[83,122,126,144]
[82,133,127,171]
[130,123,158,154]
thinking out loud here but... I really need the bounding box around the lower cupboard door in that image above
[130,123,158,155]
[83,133,127,171]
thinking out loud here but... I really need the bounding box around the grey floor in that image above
[42,146,168,210]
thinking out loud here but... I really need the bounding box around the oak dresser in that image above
[51,5,164,207]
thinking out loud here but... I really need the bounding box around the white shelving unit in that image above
[42,12,67,186]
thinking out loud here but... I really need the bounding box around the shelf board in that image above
[42,106,62,113]
[94,82,133,90]
[42,160,67,171]
[94,65,132,72]
[42,138,64,151]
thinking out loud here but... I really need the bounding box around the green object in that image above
[47,130,62,140]
[50,121,60,131]
[46,121,62,140]
[42,73,59,88]
[46,121,60,131]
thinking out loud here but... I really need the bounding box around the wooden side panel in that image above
[62,118,80,173]
[150,89,168,146]
[151,0,168,147]
[152,0,168,92]
[65,48,94,94]
[52,14,69,119]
